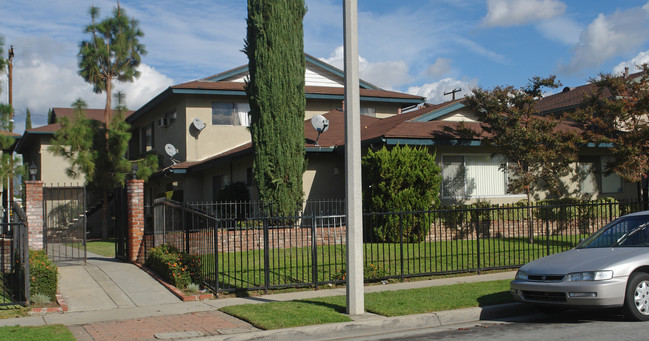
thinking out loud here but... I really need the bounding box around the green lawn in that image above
[0,325,74,341]
[197,234,586,291]
[86,239,116,257]
[221,279,512,330]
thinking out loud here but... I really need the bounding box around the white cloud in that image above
[407,78,478,104]
[613,50,649,75]
[320,46,410,89]
[4,56,172,134]
[536,17,581,45]
[563,5,649,72]
[483,0,566,27]
[427,58,453,78]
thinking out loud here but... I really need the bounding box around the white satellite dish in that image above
[165,144,177,157]
[192,118,206,131]
[164,143,179,165]
[311,115,329,146]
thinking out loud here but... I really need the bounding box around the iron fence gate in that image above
[43,185,86,264]
[113,186,128,260]
[0,202,30,306]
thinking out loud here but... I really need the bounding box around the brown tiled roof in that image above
[0,129,21,138]
[25,123,60,133]
[171,80,424,100]
[52,107,135,123]
[534,84,598,113]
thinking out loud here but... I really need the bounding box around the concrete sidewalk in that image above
[0,263,525,340]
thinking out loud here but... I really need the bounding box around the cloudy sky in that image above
[2,0,649,133]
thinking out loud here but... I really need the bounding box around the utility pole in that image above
[7,46,14,220]
[344,0,364,316]
[444,88,461,100]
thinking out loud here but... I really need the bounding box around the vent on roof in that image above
[562,87,572,93]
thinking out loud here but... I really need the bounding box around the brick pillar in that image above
[127,179,145,263]
[25,181,44,250]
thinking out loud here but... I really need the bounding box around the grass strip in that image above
[220,300,351,330]
[86,239,116,257]
[221,279,512,329]
[0,325,74,341]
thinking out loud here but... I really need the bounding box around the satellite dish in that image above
[164,144,179,165]
[165,144,177,157]
[192,118,206,131]
[311,115,329,146]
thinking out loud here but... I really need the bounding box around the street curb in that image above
[132,262,214,302]
[203,302,537,340]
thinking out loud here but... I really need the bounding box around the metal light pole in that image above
[343,0,364,316]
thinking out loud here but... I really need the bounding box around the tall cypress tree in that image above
[245,0,307,217]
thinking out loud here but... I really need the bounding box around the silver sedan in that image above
[510,210,649,321]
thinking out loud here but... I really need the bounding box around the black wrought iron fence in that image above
[0,202,30,306]
[43,185,86,264]
[148,198,646,294]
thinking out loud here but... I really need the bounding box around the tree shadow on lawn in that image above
[296,299,347,314]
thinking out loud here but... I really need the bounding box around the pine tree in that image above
[75,3,148,238]
[78,3,146,124]
[25,108,32,130]
[245,0,307,217]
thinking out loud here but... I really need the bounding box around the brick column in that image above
[127,179,145,263]
[25,181,44,250]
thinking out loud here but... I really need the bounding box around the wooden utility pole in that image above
[444,88,461,100]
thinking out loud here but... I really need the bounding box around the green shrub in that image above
[332,263,390,282]
[362,145,442,242]
[30,293,51,305]
[440,202,493,239]
[144,244,201,289]
[29,250,58,301]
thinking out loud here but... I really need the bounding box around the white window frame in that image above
[212,102,250,126]
[441,154,522,199]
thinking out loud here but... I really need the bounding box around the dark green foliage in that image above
[217,182,251,202]
[28,250,58,301]
[441,202,493,239]
[245,0,307,217]
[362,145,442,242]
[145,244,201,289]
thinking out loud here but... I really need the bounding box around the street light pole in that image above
[343,0,364,316]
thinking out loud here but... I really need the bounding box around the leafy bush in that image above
[144,244,201,289]
[535,197,620,221]
[29,250,58,301]
[362,145,442,242]
[440,202,493,239]
[332,263,390,282]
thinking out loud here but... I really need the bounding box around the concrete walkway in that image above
[57,252,180,311]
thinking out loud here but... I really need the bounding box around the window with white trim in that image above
[211,102,251,126]
[441,154,508,198]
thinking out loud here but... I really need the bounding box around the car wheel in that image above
[623,272,649,321]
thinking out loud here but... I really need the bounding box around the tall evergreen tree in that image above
[78,3,146,125]
[245,0,307,217]
[75,3,147,238]
[25,108,32,130]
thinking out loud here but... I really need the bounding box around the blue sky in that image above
[2,0,649,133]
